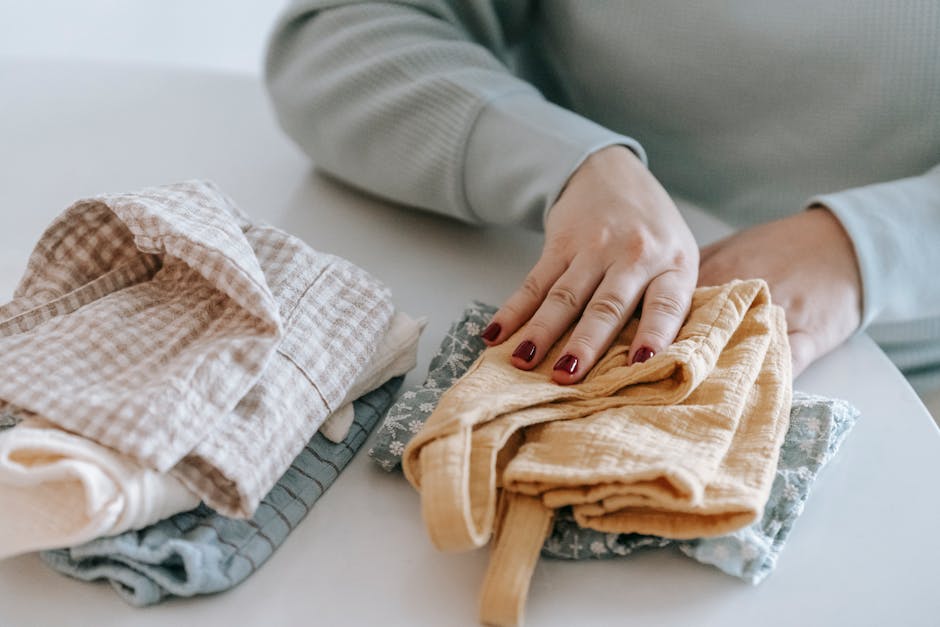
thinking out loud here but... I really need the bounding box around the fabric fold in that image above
[400,283,793,624]
[0,180,395,516]
[403,280,791,551]
[319,312,425,442]
[0,418,199,560]
[371,301,859,585]
[40,379,402,605]
[0,180,282,474]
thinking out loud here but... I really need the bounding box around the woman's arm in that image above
[265,0,642,228]
[266,1,699,383]
[698,163,940,376]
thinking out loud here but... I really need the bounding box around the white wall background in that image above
[0,0,288,75]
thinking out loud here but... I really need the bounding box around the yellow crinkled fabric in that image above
[402,279,792,626]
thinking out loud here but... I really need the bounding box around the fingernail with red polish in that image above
[480,322,501,342]
[553,354,579,375]
[632,346,655,364]
[512,340,537,362]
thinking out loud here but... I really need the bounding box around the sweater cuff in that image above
[463,90,645,229]
[809,166,940,330]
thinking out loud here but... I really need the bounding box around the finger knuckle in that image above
[670,246,698,270]
[520,274,545,300]
[500,299,528,320]
[645,292,687,320]
[784,291,807,319]
[524,318,552,337]
[565,334,596,357]
[638,326,671,344]
[587,292,629,324]
[622,230,653,262]
[546,285,580,310]
[545,232,574,253]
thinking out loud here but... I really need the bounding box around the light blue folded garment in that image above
[41,377,402,605]
[543,393,858,583]
[370,302,860,584]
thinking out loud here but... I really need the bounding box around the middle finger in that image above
[509,256,603,370]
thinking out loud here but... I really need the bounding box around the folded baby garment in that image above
[319,312,425,443]
[41,378,402,605]
[372,302,858,586]
[0,417,200,560]
[544,392,858,583]
[0,181,394,517]
[0,312,419,560]
[400,282,793,625]
[370,304,497,472]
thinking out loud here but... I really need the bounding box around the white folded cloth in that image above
[319,312,425,443]
[0,311,423,559]
[0,418,199,560]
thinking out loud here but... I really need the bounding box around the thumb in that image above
[787,330,816,378]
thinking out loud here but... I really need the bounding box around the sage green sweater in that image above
[265,1,940,391]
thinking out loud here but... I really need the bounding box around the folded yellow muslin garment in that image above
[402,279,792,627]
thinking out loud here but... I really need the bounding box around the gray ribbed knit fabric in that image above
[265,1,940,393]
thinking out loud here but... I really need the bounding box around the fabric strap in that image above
[404,280,791,626]
[479,492,554,627]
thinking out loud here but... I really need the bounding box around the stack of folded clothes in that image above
[371,293,859,627]
[0,180,420,604]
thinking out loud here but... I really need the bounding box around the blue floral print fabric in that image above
[369,302,859,584]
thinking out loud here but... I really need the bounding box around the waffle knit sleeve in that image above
[265,0,644,229]
[809,163,940,329]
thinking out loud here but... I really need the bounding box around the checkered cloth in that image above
[41,378,403,606]
[0,180,394,516]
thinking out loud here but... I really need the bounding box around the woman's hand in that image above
[698,208,863,376]
[479,146,699,384]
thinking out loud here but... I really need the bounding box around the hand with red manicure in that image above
[479,145,699,384]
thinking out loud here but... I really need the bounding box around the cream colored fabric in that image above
[0,418,200,560]
[0,307,425,559]
[0,180,395,517]
[402,279,792,626]
[0,311,425,558]
[0,312,423,560]
[319,312,425,442]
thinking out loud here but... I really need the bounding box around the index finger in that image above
[480,254,568,345]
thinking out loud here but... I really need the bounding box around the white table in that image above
[0,59,938,627]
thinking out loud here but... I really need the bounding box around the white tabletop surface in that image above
[0,58,938,627]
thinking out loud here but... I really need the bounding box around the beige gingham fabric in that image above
[0,180,394,516]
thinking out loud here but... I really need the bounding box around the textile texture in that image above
[40,378,402,606]
[371,301,858,583]
[267,1,940,381]
[404,279,790,541]
[319,312,424,442]
[0,180,394,516]
[401,280,792,625]
[0,418,199,560]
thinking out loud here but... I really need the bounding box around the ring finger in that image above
[550,265,646,383]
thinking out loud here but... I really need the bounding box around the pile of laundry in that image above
[0,180,422,605]
[371,293,859,627]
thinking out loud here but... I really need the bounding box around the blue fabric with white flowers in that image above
[370,302,859,584]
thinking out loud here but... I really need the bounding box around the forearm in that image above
[265,0,641,228]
